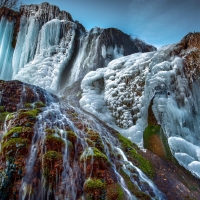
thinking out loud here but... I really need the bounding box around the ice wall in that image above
[0,17,14,80]
[80,44,200,179]
[10,3,76,93]
[14,19,76,93]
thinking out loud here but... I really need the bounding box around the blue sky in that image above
[24,0,200,48]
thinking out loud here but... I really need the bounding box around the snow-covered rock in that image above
[80,33,200,178]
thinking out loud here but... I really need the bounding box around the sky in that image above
[23,0,200,48]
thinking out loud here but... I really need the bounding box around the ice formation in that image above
[80,44,200,178]
[11,3,76,93]
[61,27,155,88]
[14,19,76,93]
[0,3,155,93]
[0,17,14,80]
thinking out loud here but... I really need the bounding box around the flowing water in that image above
[8,93,166,199]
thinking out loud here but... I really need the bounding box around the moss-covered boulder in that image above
[45,134,65,152]
[43,151,63,184]
[106,183,125,200]
[2,138,30,157]
[83,178,106,199]
[143,125,172,160]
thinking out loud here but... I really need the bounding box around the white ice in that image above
[13,19,76,93]
[80,43,200,178]
[0,17,14,80]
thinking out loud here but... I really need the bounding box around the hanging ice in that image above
[80,43,200,178]
[13,19,76,93]
[0,17,14,80]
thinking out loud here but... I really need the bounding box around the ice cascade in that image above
[80,44,200,178]
[0,17,14,80]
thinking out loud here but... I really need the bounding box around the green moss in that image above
[106,183,125,200]
[24,103,33,109]
[143,125,173,161]
[34,102,46,108]
[67,130,77,143]
[129,149,154,179]
[19,109,40,118]
[85,138,95,147]
[117,133,155,179]
[80,147,108,162]
[45,128,56,135]
[0,106,5,112]
[45,135,65,152]
[43,151,62,167]
[84,178,106,193]
[3,127,22,140]
[0,112,10,123]
[2,138,29,155]
[117,133,136,149]
[43,151,63,182]
[6,113,14,120]
[24,102,46,109]
[119,169,151,200]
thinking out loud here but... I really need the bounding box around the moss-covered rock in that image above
[106,183,125,200]
[117,133,155,179]
[0,112,10,123]
[119,169,151,200]
[84,178,106,198]
[86,129,105,152]
[143,125,173,161]
[3,126,22,140]
[24,103,33,109]
[43,151,63,183]
[34,101,46,108]
[80,147,108,162]
[2,138,30,157]
[18,109,40,118]
[0,106,5,112]
[45,135,65,152]
[67,130,77,143]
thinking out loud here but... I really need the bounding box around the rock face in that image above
[61,27,156,87]
[0,2,156,93]
[1,2,200,200]
[80,32,200,180]
[0,80,199,200]
[174,32,200,84]
[0,80,56,112]
[0,80,160,200]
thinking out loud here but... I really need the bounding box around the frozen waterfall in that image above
[13,19,76,93]
[0,17,14,80]
[80,44,200,179]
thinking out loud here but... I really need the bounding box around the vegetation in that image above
[3,126,22,140]
[84,178,106,198]
[43,151,63,183]
[143,125,174,161]
[119,169,151,200]
[0,106,5,112]
[80,147,108,162]
[117,132,155,179]
[106,183,125,200]
[67,130,77,143]
[0,112,10,123]
[2,138,29,157]
[45,134,65,152]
